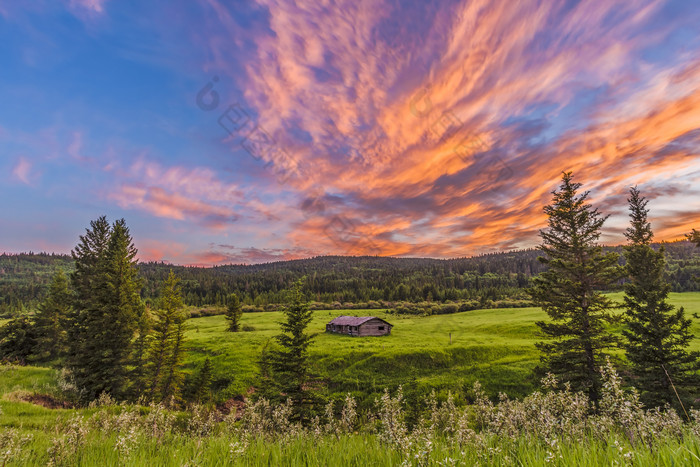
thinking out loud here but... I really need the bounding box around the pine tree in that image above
[624,187,700,408]
[67,217,144,401]
[270,278,316,421]
[99,219,144,398]
[33,270,71,360]
[190,357,213,404]
[67,216,112,400]
[129,304,151,396]
[529,172,623,405]
[146,270,187,403]
[225,293,243,332]
[161,319,187,405]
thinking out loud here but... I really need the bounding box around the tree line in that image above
[3,239,700,316]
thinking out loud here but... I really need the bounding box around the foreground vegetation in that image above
[1,361,699,466]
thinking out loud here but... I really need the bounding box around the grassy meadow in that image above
[184,292,700,405]
[2,293,700,466]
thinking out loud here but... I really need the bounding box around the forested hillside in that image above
[2,241,699,316]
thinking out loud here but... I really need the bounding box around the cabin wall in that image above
[357,319,391,336]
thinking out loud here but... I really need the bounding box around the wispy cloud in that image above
[67,0,108,14]
[107,159,247,229]
[11,157,35,185]
[136,239,315,266]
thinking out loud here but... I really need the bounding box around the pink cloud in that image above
[68,0,108,13]
[67,131,84,160]
[111,184,239,228]
[135,239,313,267]
[11,157,34,185]
[105,159,280,230]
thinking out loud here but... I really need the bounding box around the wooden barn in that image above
[326,316,392,337]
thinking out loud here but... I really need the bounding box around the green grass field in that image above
[2,293,699,466]
[185,292,700,405]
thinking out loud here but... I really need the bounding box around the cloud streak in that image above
[107,159,250,229]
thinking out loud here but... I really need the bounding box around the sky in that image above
[1,0,700,265]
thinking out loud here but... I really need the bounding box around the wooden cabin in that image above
[326,316,392,337]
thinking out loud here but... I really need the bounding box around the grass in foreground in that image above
[2,361,700,466]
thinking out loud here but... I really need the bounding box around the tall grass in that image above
[2,360,699,466]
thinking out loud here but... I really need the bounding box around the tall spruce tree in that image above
[67,216,112,400]
[529,172,623,405]
[34,270,71,360]
[624,187,700,407]
[146,270,187,403]
[225,293,242,332]
[270,278,316,421]
[67,217,144,401]
[100,219,144,398]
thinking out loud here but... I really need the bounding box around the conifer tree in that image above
[529,172,623,405]
[67,217,144,401]
[67,216,112,400]
[129,304,151,396]
[624,187,700,407]
[270,278,316,421]
[34,270,71,360]
[161,319,187,404]
[225,293,243,332]
[190,357,213,404]
[146,270,187,403]
[99,219,144,398]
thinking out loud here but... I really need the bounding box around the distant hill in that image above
[2,241,699,316]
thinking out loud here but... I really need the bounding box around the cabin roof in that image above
[328,316,391,326]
